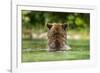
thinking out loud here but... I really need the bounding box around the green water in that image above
[22,39,90,62]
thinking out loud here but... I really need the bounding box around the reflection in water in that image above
[22,39,90,62]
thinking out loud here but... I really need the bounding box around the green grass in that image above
[22,39,90,62]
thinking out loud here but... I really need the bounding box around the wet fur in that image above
[47,23,68,52]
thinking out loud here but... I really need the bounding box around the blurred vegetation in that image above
[22,10,90,32]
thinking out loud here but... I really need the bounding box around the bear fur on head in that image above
[47,23,67,52]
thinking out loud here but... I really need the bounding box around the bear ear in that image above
[62,23,67,30]
[47,23,52,29]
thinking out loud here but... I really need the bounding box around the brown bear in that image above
[47,23,71,52]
